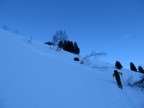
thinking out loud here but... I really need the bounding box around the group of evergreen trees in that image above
[44,30,80,54]
[115,61,144,74]
[47,30,80,54]
[58,40,80,54]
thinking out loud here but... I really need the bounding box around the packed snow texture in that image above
[0,28,144,108]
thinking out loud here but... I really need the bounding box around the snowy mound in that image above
[0,28,144,108]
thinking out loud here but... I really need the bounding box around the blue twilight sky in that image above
[0,0,144,68]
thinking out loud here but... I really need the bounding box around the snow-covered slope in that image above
[0,28,143,108]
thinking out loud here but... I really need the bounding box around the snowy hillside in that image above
[0,28,144,108]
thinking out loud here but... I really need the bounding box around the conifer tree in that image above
[115,61,123,69]
[68,41,74,53]
[130,62,137,72]
[63,40,68,51]
[74,42,80,54]
[56,41,63,51]
[58,41,63,48]
[138,66,144,74]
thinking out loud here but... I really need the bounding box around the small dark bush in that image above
[138,66,144,74]
[130,62,137,72]
[115,61,123,69]
[74,57,80,61]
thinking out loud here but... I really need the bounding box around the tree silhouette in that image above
[115,61,123,69]
[130,62,137,72]
[138,66,144,74]
[73,42,80,54]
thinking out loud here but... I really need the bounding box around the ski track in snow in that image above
[122,89,137,108]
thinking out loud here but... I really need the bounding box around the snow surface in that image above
[0,28,144,108]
